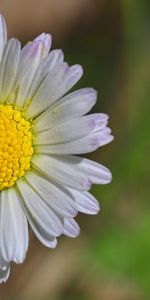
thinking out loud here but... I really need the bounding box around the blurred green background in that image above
[0,0,149,299]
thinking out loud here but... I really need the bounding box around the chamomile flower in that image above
[0,15,113,283]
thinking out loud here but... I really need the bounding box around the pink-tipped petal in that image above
[34,33,52,57]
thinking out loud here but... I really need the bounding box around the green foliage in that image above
[86,0,150,297]
[90,215,150,293]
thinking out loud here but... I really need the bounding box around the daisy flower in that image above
[0,15,113,283]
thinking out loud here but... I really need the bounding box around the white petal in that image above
[17,179,63,239]
[17,184,57,248]
[25,171,78,218]
[92,114,109,132]
[63,218,80,238]
[0,265,10,283]
[0,15,7,62]
[34,33,52,57]
[91,127,114,147]
[0,38,20,103]
[33,88,97,132]
[68,189,100,215]
[34,114,103,145]
[15,41,44,108]
[25,63,83,119]
[31,230,57,249]
[32,155,112,191]
[26,49,64,100]
[0,188,28,263]
[35,137,99,155]
[0,251,10,284]
[20,40,43,71]
[36,127,113,155]
[45,49,64,67]
[0,251,9,270]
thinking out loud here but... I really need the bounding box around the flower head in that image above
[0,15,113,283]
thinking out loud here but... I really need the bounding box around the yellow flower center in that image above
[0,105,34,190]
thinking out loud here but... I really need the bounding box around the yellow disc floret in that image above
[0,105,34,190]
